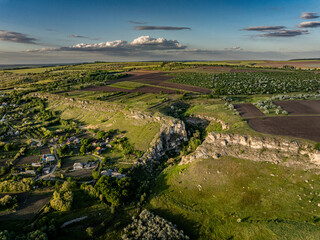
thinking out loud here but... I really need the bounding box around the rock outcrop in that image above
[180,132,320,169]
[141,118,188,165]
[186,114,229,130]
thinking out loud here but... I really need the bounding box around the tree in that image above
[86,227,94,238]
[4,143,10,152]
[80,145,86,155]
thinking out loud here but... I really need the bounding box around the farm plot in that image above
[16,155,40,166]
[62,155,96,169]
[214,72,320,95]
[0,191,52,220]
[122,71,173,84]
[274,100,320,115]
[233,103,264,118]
[85,85,178,94]
[247,116,320,142]
[168,72,215,89]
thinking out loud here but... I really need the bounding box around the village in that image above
[0,93,132,182]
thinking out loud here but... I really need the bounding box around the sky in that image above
[0,0,320,64]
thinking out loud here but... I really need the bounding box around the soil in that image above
[84,71,212,94]
[247,116,320,142]
[85,85,177,94]
[275,100,320,115]
[234,103,264,118]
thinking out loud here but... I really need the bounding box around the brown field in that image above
[64,169,92,178]
[275,100,320,115]
[85,71,211,94]
[234,103,264,118]
[257,60,320,68]
[157,82,211,94]
[0,191,52,220]
[247,116,320,142]
[40,147,51,155]
[235,100,320,142]
[85,85,177,94]
[16,155,40,166]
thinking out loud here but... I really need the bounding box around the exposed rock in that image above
[180,132,320,170]
[142,118,188,165]
[187,114,229,130]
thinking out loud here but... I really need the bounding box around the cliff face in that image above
[141,118,188,165]
[180,132,320,169]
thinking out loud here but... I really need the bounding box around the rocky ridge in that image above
[180,132,320,170]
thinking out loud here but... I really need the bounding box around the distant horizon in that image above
[1,0,320,64]
[2,58,320,68]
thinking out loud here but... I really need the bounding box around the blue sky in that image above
[0,0,320,63]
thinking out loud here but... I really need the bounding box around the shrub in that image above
[122,209,189,240]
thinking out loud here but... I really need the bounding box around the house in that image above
[19,170,36,175]
[96,146,105,154]
[101,169,126,179]
[42,154,55,162]
[43,167,50,174]
[73,162,84,170]
[32,162,42,167]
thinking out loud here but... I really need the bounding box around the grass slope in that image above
[149,157,320,240]
[48,97,160,151]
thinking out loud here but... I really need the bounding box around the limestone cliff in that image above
[180,132,320,170]
[141,118,188,165]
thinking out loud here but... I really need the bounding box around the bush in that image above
[122,210,189,240]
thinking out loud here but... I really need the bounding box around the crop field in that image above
[214,72,320,95]
[16,155,40,166]
[0,191,52,221]
[108,81,145,89]
[85,85,178,94]
[274,100,320,115]
[233,103,264,118]
[168,72,215,89]
[62,155,96,169]
[233,100,320,142]
[149,157,320,240]
[247,116,320,142]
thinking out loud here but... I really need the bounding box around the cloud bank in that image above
[298,21,320,28]
[244,25,309,38]
[135,26,191,30]
[259,29,308,37]
[0,30,37,44]
[244,26,285,31]
[300,12,319,19]
[27,36,186,54]
[129,20,148,24]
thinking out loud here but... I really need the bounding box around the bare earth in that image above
[247,116,320,142]
[234,103,264,118]
[275,100,320,115]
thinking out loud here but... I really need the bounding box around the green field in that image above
[62,155,96,169]
[149,157,320,240]
[47,97,160,151]
[108,81,145,89]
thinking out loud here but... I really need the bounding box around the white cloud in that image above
[300,12,319,19]
[27,36,186,53]
[298,21,320,28]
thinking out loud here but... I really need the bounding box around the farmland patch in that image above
[234,103,264,118]
[274,100,320,115]
[247,116,320,142]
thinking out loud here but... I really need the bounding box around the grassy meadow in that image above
[149,157,320,240]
